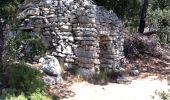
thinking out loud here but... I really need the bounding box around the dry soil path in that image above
[62,75,170,100]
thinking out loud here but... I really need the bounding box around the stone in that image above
[75,48,99,58]
[100,54,115,59]
[80,40,98,46]
[76,57,100,64]
[77,67,95,77]
[43,31,50,35]
[43,75,63,85]
[75,31,97,37]
[18,7,40,19]
[100,64,113,68]
[68,14,76,19]
[62,45,73,54]
[78,63,95,68]
[75,37,96,41]
[64,63,73,70]
[116,76,131,84]
[100,59,114,64]
[78,16,96,24]
[68,36,74,42]
[65,58,74,63]
[51,31,57,36]
[58,53,66,57]
[39,55,62,77]
[129,69,140,76]
[43,76,57,85]
[49,17,58,22]
[60,25,72,32]
[16,0,125,78]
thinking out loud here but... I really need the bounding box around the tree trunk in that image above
[138,0,148,33]
[0,20,4,71]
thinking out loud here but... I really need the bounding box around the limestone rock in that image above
[76,57,100,64]
[129,69,140,76]
[39,55,62,76]
[16,0,125,76]
[78,16,96,24]
[75,37,96,41]
[43,76,57,85]
[116,76,131,84]
[18,7,40,19]
[75,48,99,58]
[77,68,95,77]
[64,63,73,70]
[60,25,72,32]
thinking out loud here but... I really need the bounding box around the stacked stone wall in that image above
[18,0,125,75]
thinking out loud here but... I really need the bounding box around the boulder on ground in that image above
[39,55,63,84]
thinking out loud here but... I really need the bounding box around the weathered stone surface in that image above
[116,76,131,84]
[62,45,73,54]
[39,55,62,76]
[75,37,96,41]
[129,69,140,76]
[100,59,114,64]
[18,7,40,19]
[39,55,63,84]
[43,76,57,85]
[78,63,95,68]
[77,67,95,77]
[80,41,98,46]
[75,48,99,58]
[100,64,113,68]
[76,57,100,64]
[60,25,72,32]
[64,63,74,70]
[16,0,125,77]
[78,16,96,24]
[74,31,97,37]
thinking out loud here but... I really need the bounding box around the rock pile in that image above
[17,0,125,76]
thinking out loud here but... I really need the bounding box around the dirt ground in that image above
[52,54,170,100]
[61,74,169,100]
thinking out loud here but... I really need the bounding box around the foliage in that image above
[3,31,46,63]
[153,90,170,100]
[93,69,108,84]
[0,63,53,100]
[29,91,52,100]
[152,76,170,100]
[94,0,170,45]
[8,63,44,95]
[0,0,23,19]
[93,0,142,32]
[147,1,170,47]
[0,0,24,31]
[1,88,52,100]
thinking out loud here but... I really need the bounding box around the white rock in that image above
[60,25,72,32]
[62,45,73,54]
[39,55,62,78]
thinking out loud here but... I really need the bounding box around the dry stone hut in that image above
[18,0,125,76]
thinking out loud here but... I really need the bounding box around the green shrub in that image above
[1,89,52,100]
[3,31,46,63]
[4,93,27,100]
[152,90,170,100]
[0,63,56,100]
[8,63,44,95]
[152,76,170,100]
[30,90,52,100]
